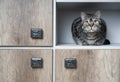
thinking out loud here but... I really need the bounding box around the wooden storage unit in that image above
[0,49,52,82]
[0,0,52,46]
[0,0,120,82]
[56,49,120,82]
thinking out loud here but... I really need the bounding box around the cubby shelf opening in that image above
[56,0,120,2]
[56,2,120,48]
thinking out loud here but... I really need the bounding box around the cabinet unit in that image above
[0,0,120,82]
[0,49,52,82]
[0,0,52,46]
[56,49,120,82]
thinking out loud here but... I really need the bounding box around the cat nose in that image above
[90,23,94,27]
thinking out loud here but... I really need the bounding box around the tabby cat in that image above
[72,11,110,45]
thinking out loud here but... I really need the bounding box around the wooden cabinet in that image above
[0,0,52,46]
[0,0,120,82]
[0,49,52,82]
[56,49,120,82]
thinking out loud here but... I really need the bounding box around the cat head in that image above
[81,11,101,33]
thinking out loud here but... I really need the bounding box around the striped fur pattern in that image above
[72,11,107,45]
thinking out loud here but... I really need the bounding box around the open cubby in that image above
[56,2,120,47]
[56,0,120,2]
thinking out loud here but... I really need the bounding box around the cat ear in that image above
[81,12,86,20]
[95,11,101,18]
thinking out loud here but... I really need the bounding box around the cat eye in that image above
[85,21,89,24]
[94,20,97,23]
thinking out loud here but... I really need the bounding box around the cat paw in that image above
[82,43,89,46]
[94,43,103,46]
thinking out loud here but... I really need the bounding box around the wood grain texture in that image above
[0,0,52,46]
[56,49,120,82]
[0,49,52,82]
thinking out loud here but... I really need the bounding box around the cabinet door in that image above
[0,49,52,82]
[56,49,120,82]
[0,0,52,46]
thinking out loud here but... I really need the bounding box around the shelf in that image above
[56,0,120,2]
[56,44,120,49]
[56,3,120,47]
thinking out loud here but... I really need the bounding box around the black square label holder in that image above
[31,58,43,68]
[65,58,77,69]
[31,28,43,39]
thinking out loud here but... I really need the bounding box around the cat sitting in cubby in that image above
[72,11,110,45]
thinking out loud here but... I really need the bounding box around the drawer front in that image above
[0,0,52,46]
[0,49,52,82]
[56,49,120,82]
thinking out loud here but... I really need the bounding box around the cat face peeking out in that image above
[81,11,101,33]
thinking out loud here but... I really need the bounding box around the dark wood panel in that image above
[56,49,120,82]
[0,0,52,46]
[0,49,52,82]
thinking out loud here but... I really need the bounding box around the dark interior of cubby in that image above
[56,2,120,46]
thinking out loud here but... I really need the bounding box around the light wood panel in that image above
[56,49,120,82]
[0,0,52,46]
[0,49,52,82]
